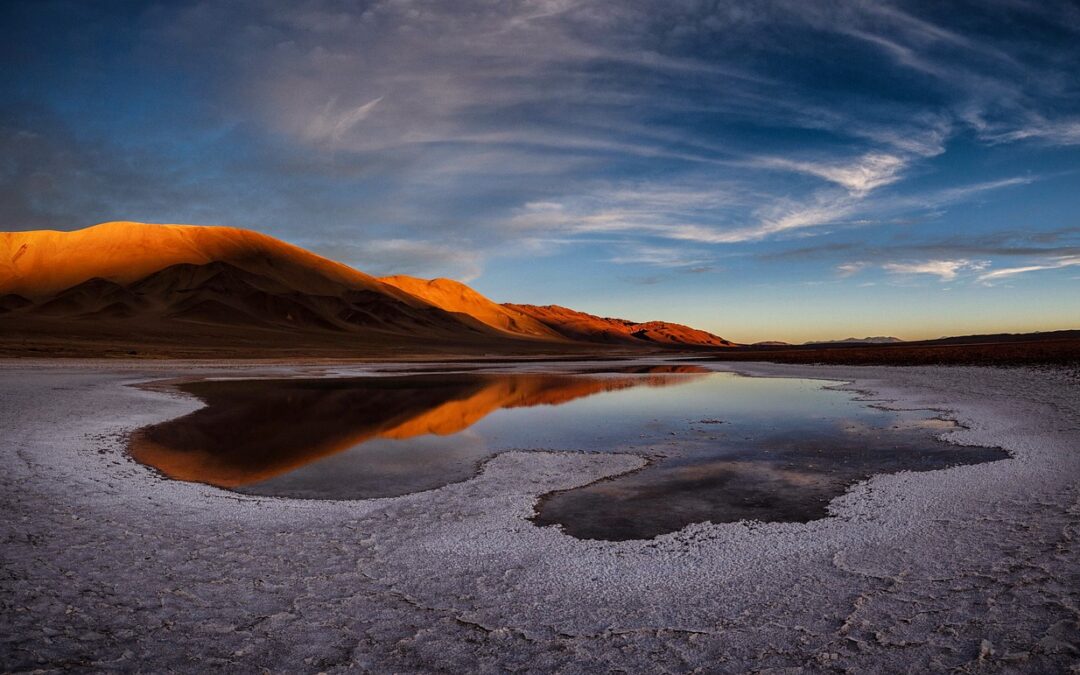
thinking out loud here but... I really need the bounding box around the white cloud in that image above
[928,176,1035,203]
[982,117,1080,146]
[977,255,1080,283]
[835,261,868,277]
[756,152,909,195]
[506,184,751,244]
[607,244,710,268]
[502,168,1043,255]
[304,96,384,146]
[507,194,854,246]
[750,196,857,239]
[883,259,986,281]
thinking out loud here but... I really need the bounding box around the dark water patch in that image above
[129,368,1006,538]
[532,416,1004,540]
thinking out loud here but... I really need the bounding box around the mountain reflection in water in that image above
[130,365,708,492]
[130,365,1006,539]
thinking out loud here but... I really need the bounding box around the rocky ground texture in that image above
[1,360,1078,673]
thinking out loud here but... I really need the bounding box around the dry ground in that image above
[1,359,1078,673]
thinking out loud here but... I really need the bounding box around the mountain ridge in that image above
[0,222,734,355]
[504,303,736,347]
[378,275,566,340]
[803,336,904,345]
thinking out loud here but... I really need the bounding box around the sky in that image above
[2,0,1078,343]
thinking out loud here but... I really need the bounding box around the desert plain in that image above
[2,357,1077,673]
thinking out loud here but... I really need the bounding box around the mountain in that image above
[378,275,564,340]
[379,279,734,348]
[0,222,733,356]
[805,336,904,345]
[0,222,501,343]
[505,304,736,347]
[2,221,404,300]
[706,330,1080,366]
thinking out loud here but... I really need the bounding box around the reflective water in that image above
[130,365,1005,539]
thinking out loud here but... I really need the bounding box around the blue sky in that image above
[2,0,1078,342]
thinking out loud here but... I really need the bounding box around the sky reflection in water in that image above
[131,366,1004,539]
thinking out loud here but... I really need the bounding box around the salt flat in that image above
[1,360,1077,673]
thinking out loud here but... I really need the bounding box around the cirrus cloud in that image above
[882,259,988,281]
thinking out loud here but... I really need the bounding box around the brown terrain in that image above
[0,222,732,357]
[698,330,1080,366]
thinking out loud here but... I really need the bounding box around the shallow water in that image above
[130,365,1005,539]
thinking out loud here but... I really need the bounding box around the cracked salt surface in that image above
[1,359,1078,672]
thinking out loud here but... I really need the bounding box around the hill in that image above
[697,330,1080,366]
[379,275,564,340]
[0,222,734,357]
[804,336,904,345]
[505,304,736,348]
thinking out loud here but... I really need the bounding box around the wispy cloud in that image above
[977,255,1080,283]
[883,259,987,281]
[827,248,1080,287]
[980,116,1080,146]
[607,244,711,268]
[927,176,1036,203]
[835,261,869,277]
[308,238,484,282]
[755,152,909,195]
[765,226,1080,263]
[304,96,384,146]
[504,169,1039,252]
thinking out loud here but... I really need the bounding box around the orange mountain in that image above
[506,304,736,347]
[379,275,564,340]
[2,221,399,299]
[0,221,734,356]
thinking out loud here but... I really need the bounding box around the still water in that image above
[130,365,1005,540]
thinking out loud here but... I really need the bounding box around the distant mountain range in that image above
[0,222,734,355]
[751,337,904,347]
[805,336,904,345]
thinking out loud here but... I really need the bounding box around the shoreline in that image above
[1,359,1077,672]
